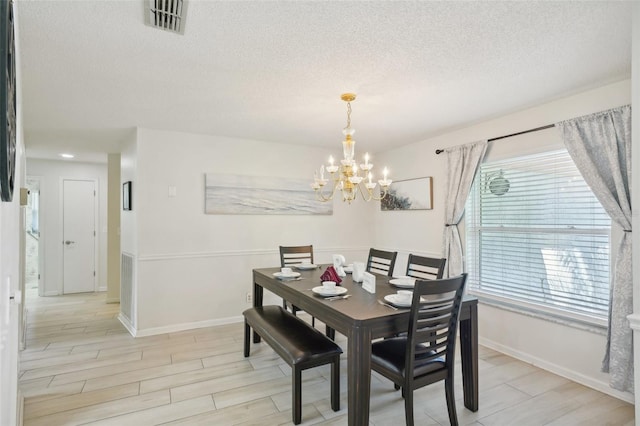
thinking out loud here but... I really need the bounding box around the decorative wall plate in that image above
[489,171,510,196]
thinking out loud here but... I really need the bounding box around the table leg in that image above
[347,326,372,426]
[252,282,263,344]
[459,303,478,411]
[326,326,335,341]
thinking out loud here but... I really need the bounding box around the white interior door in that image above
[63,179,96,294]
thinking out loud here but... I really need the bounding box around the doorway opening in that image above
[25,177,41,296]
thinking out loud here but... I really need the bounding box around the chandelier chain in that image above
[346,101,352,129]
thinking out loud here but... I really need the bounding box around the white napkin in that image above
[352,261,365,283]
[333,254,347,277]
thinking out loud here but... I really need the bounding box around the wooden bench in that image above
[243,305,342,424]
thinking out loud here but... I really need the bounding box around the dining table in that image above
[252,265,478,426]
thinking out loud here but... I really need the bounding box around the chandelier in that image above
[311,93,392,203]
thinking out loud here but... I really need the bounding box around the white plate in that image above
[294,263,318,270]
[273,271,301,279]
[312,286,348,297]
[389,277,416,288]
[384,294,412,308]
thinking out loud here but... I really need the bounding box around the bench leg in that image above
[293,366,302,425]
[244,320,250,358]
[331,356,340,411]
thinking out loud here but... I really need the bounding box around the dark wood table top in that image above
[253,265,477,338]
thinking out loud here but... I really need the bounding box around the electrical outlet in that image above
[246,292,252,304]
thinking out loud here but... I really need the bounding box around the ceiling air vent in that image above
[145,0,187,35]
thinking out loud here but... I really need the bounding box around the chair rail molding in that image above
[136,246,370,262]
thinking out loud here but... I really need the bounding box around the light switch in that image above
[168,186,177,197]
[20,188,29,206]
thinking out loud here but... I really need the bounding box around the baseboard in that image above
[479,337,634,404]
[17,390,23,426]
[106,297,120,304]
[98,286,107,292]
[117,313,137,337]
[133,316,244,338]
[43,291,58,297]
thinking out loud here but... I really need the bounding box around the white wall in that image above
[629,1,640,416]
[127,128,375,334]
[375,79,633,403]
[0,138,25,426]
[120,130,137,257]
[0,1,25,420]
[106,153,121,303]
[25,159,108,295]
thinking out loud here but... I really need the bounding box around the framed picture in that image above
[122,181,132,211]
[204,173,332,215]
[381,177,433,211]
[0,0,16,202]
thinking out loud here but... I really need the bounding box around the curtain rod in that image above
[434,124,555,155]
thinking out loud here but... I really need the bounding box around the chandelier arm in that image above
[369,185,390,201]
[356,182,374,202]
[314,180,340,202]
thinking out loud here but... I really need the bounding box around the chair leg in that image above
[243,320,250,357]
[404,388,414,426]
[293,366,302,425]
[444,377,459,426]
[312,316,315,327]
[331,356,340,411]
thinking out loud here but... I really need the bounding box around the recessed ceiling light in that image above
[59,153,74,159]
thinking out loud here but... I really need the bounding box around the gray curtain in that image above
[556,105,632,392]
[442,140,488,277]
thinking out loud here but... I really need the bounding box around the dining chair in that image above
[280,245,314,267]
[370,273,468,426]
[405,254,446,280]
[279,245,315,326]
[366,248,398,277]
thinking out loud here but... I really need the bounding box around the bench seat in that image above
[243,305,342,424]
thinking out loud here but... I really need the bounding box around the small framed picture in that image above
[381,177,433,211]
[123,181,132,211]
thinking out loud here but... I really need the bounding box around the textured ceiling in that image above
[16,1,632,163]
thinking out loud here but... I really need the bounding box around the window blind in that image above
[466,149,610,321]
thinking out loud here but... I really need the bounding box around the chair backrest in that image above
[279,245,314,267]
[405,254,446,280]
[366,248,398,277]
[406,274,468,375]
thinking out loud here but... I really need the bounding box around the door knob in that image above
[64,240,75,245]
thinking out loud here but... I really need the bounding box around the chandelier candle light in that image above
[311,93,392,203]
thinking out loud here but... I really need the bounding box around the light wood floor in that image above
[20,290,634,425]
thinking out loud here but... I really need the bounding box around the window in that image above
[465,149,610,323]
